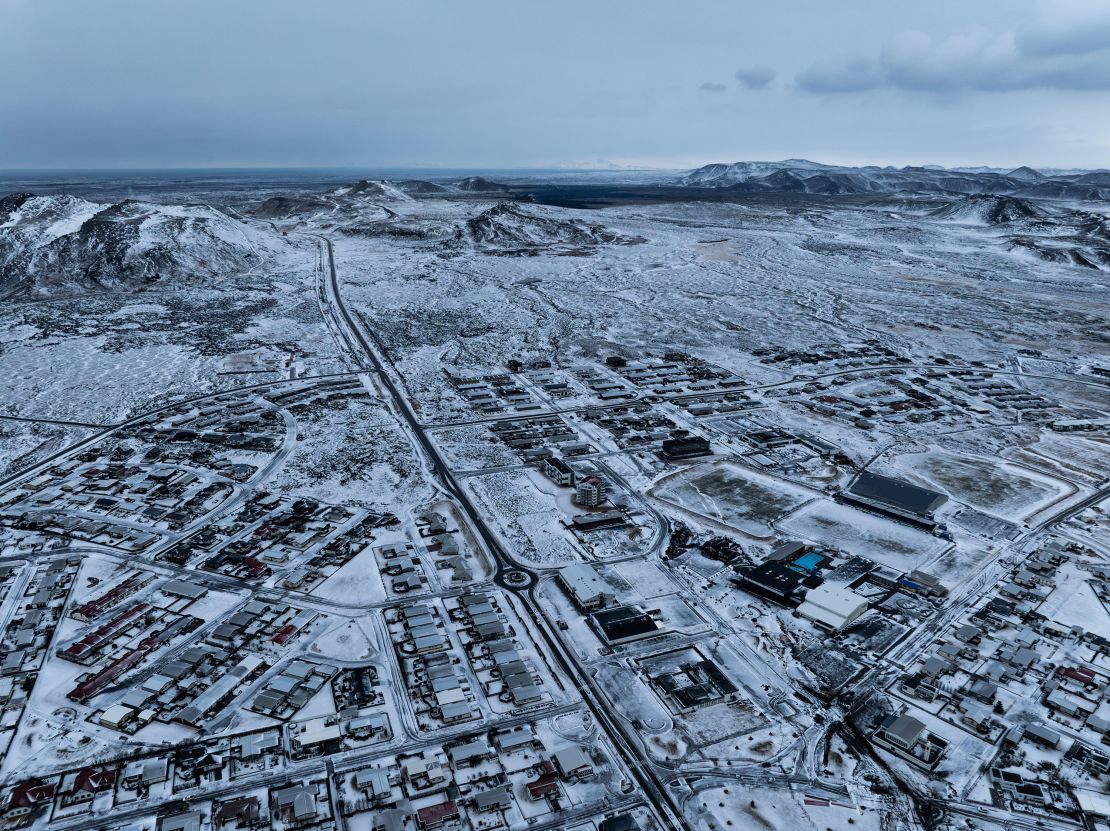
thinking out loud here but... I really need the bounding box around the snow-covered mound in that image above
[252,194,334,219]
[0,193,284,294]
[250,179,420,222]
[0,193,104,271]
[1007,237,1105,269]
[339,180,414,201]
[453,176,511,193]
[457,203,641,255]
[1006,209,1110,270]
[392,179,449,195]
[928,194,1044,225]
[1012,181,1110,201]
[1005,166,1044,181]
[680,159,833,187]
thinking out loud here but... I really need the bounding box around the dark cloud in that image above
[699,82,727,93]
[734,65,775,89]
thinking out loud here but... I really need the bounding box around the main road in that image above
[314,236,690,831]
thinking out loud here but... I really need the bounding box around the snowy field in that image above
[465,469,584,567]
[267,393,433,509]
[898,449,1072,520]
[779,500,950,572]
[654,462,812,537]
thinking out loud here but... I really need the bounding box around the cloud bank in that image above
[798,4,1110,94]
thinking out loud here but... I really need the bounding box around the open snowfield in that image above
[0,251,342,425]
[898,449,1071,520]
[0,421,93,480]
[689,783,884,831]
[779,500,950,572]
[654,462,813,536]
[1039,564,1110,633]
[312,544,388,605]
[267,393,433,509]
[465,469,584,566]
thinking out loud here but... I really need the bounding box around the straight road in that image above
[315,235,690,831]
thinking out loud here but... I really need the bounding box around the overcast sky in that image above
[2,0,1109,170]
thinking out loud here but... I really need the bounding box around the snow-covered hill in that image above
[928,194,1044,225]
[457,203,642,255]
[0,193,285,294]
[453,176,510,193]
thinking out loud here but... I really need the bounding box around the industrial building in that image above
[558,564,616,611]
[796,584,869,631]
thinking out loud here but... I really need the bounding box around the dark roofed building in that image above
[737,561,806,607]
[844,471,947,528]
[660,436,711,460]
[591,605,662,647]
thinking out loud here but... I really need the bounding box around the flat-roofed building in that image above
[796,584,869,631]
[558,564,616,611]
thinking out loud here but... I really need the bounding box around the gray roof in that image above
[883,714,925,748]
[159,812,202,831]
[848,471,947,516]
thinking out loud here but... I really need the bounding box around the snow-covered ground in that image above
[0,173,1106,831]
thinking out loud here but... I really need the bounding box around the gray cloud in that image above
[1017,1,1110,57]
[796,59,883,93]
[699,82,727,93]
[734,65,775,89]
[1,0,1107,169]
[799,4,1110,94]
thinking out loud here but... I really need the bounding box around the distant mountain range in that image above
[677,159,1110,200]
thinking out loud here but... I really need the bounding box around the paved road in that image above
[0,414,109,429]
[315,235,690,831]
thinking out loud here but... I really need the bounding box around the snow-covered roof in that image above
[797,584,869,630]
[558,563,613,606]
[1077,789,1110,817]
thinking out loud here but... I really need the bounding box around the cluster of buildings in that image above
[448,371,542,415]
[67,585,322,734]
[386,588,557,733]
[735,540,878,632]
[445,593,546,709]
[536,458,630,533]
[487,413,588,462]
[880,538,1110,823]
[0,558,80,758]
[752,340,904,368]
[387,600,479,728]
[337,721,606,830]
[606,355,745,396]
[159,490,378,588]
[582,405,687,453]
[641,646,740,714]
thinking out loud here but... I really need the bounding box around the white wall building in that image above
[796,584,869,631]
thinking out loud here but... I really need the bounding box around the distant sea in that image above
[0,167,663,207]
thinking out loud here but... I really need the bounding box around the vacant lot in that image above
[656,463,810,535]
[902,450,1068,520]
[780,501,948,572]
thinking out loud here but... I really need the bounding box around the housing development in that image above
[0,160,1108,831]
